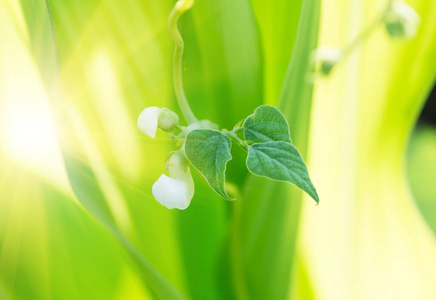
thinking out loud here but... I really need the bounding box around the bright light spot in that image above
[0,0,70,194]
[1,102,57,162]
[0,94,69,193]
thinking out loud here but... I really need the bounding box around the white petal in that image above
[314,47,343,64]
[394,1,421,38]
[152,174,191,210]
[385,1,421,39]
[137,107,162,138]
[311,47,343,76]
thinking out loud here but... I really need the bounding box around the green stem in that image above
[168,0,198,124]
[224,130,248,150]
[342,1,392,59]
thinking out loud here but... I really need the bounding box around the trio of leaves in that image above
[184,105,319,204]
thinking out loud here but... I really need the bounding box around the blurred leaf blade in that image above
[298,0,436,299]
[249,0,303,104]
[407,125,436,234]
[230,0,321,298]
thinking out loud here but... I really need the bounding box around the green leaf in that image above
[246,141,318,203]
[243,105,291,144]
[185,129,234,200]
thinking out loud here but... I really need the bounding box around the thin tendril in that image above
[168,0,198,125]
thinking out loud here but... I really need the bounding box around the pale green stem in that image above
[227,132,245,146]
[223,129,248,150]
[342,1,393,59]
[168,0,198,124]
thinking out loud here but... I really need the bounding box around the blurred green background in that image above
[0,0,435,299]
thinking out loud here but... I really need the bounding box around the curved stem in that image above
[168,0,198,124]
[342,1,392,59]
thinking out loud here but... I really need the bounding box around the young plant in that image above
[138,103,319,209]
[137,0,319,209]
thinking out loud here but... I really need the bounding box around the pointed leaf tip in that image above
[184,129,234,200]
[246,141,319,203]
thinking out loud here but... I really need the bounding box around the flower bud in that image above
[159,108,179,132]
[137,107,179,138]
[311,47,343,76]
[384,1,421,39]
[152,151,194,209]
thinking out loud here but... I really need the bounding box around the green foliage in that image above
[243,105,291,143]
[185,129,233,200]
[183,105,317,203]
[247,141,318,203]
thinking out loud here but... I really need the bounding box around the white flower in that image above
[152,151,194,210]
[137,107,179,138]
[311,47,343,76]
[137,106,161,138]
[152,175,193,209]
[384,1,421,39]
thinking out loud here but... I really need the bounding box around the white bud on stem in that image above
[137,107,179,138]
[152,150,194,210]
[159,108,179,132]
[311,47,343,76]
[384,1,421,39]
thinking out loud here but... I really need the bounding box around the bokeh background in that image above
[0,0,435,299]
